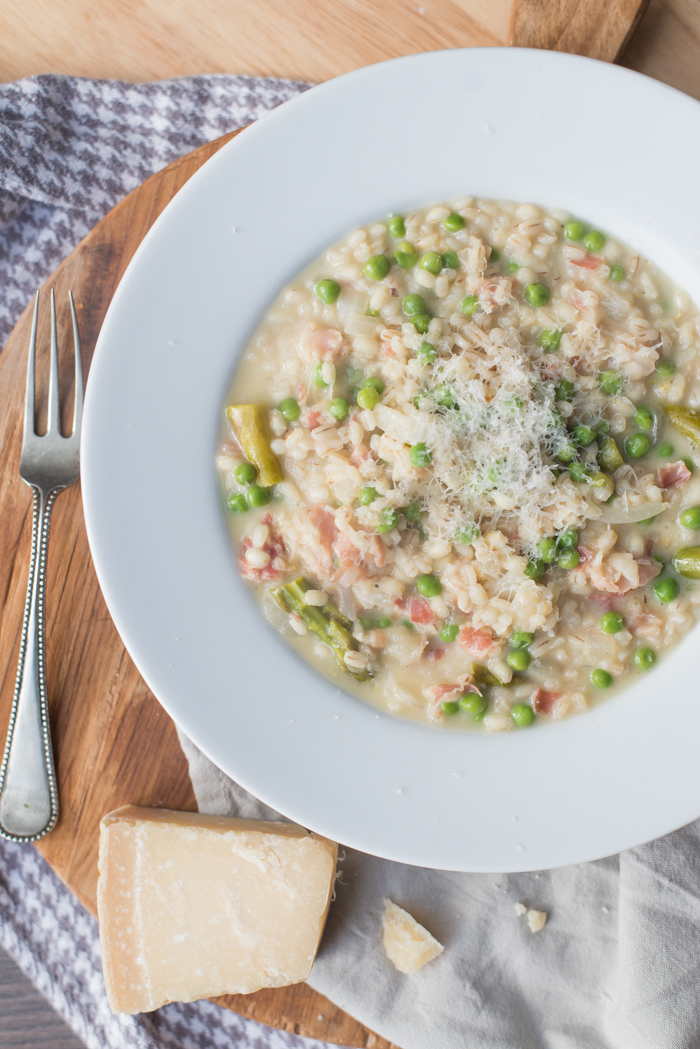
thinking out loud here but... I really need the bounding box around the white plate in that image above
[82,48,700,872]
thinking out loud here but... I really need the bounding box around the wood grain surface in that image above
[509,0,651,60]
[0,0,693,1046]
[0,0,512,85]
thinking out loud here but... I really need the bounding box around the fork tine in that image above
[23,294,39,441]
[68,291,83,437]
[46,289,60,435]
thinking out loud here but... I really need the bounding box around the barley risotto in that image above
[218,198,700,731]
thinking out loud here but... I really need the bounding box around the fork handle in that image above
[0,486,60,841]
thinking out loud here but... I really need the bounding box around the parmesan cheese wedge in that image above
[381,898,444,973]
[97,806,338,1014]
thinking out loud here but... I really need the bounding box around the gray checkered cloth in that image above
[0,72,331,1049]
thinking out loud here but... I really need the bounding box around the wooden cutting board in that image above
[0,3,648,1046]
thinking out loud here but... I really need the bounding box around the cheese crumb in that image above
[514,902,527,916]
[526,908,548,933]
[382,898,444,973]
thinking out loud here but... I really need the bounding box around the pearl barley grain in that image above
[245,548,270,568]
[305,590,329,607]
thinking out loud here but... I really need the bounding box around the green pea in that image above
[358,486,379,505]
[595,420,610,436]
[624,433,651,459]
[538,537,558,564]
[539,329,562,352]
[568,461,587,482]
[565,220,585,241]
[313,362,328,387]
[506,261,520,273]
[556,443,576,462]
[443,212,465,231]
[228,492,248,513]
[442,250,460,270]
[388,215,406,238]
[507,648,531,672]
[584,230,606,252]
[439,624,459,643]
[392,241,419,268]
[315,279,340,304]
[601,611,624,634]
[525,559,545,582]
[556,380,574,402]
[609,264,625,282]
[362,376,385,394]
[403,294,425,316]
[403,501,422,522]
[416,574,442,597]
[511,704,535,727]
[460,295,479,315]
[246,485,270,508]
[509,631,534,649]
[357,385,380,410]
[329,397,349,421]
[683,458,695,474]
[656,360,676,378]
[573,425,596,447]
[489,248,500,262]
[412,313,431,334]
[460,693,487,716]
[359,616,375,631]
[403,619,415,630]
[278,397,300,423]
[558,529,579,549]
[590,668,613,688]
[364,255,390,281]
[416,342,437,364]
[599,370,623,396]
[634,405,654,431]
[441,700,460,716]
[557,548,580,570]
[455,522,480,545]
[419,251,443,274]
[435,384,455,408]
[234,462,257,485]
[633,647,656,671]
[657,442,674,458]
[680,506,700,529]
[377,616,393,628]
[376,507,399,533]
[524,283,551,308]
[409,443,432,468]
[638,518,656,526]
[654,577,678,603]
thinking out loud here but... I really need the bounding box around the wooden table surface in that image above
[0,0,699,103]
[1,2,700,1048]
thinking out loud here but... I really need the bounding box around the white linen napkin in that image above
[178,726,700,1049]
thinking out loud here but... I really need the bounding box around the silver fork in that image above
[0,290,83,842]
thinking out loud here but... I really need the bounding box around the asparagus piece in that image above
[271,577,369,679]
[227,404,283,487]
[666,405,700,446]
[673,547,700,579]
[598,436,624,473]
